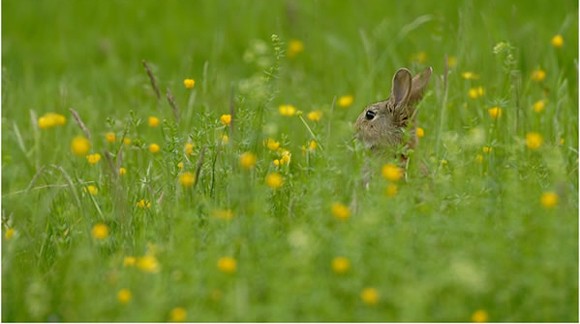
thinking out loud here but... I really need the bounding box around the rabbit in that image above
[354,66,432,155]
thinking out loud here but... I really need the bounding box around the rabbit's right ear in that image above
[391,68,412,108]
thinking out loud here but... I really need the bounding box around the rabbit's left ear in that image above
[391,68,412,109]
[409,66,433,103]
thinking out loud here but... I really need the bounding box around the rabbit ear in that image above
[391,68,412,108]
[409,66,433,104]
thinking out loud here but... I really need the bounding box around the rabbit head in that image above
[354,67,432,150]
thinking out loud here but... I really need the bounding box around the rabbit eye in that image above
[365,110,376,120]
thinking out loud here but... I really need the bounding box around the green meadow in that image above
[2,0,578,322]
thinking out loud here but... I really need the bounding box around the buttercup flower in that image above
[265,173,284,189]
[331,202,350,221]
[461,72,480,80]
[217,257,237,274]
[265,138,280,151]
[117,289,132,304]
[149,143,160,154]
[105,132,116,143]
[471,309,489,323]
[179,172,195,188]
[307,110,323,122]
[382,163,403,182]
[416,127,425,138]
[338,95,354,108]
[91,223,109,240]
[169,307,187,322]
[85,185,98,196]
[137,255,160,273]
[38,112,66,129]
[184,143,194,155]
[287,39,304,58]
[488,107,502,119]
[533,100,546,113]
[525,132,543,150]
[531,68,546,82]
[183,79,195,89]
[551,34,564,48]
[360,287,379,305]
[148,116,160,127]
[71,136,91,156]
[136,199,151,209]
[468,86,485,99]
[331,257,351,274]
[86,153,101,165]
[220,114,232,126]
[540,192,559,208]
[119,167,127,176]
[279,104,297,116]
[239,152,257,169]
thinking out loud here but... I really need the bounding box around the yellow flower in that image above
[137,255,160,273]
[287,39,304,58]
[331,202,350,221]
[540,192,559,208]
[217,256,237,274]
[412,51,427,64]
[525,132,543,150]
[85,185,98,196]
[416,127,425,138]
[169,307,187,322]
[280,150,291,164]
[212,209,234,220]
[38,113,66,129]
[382,163,403,182]
[123,137,132,146]
[265,138,280,151]
[447,56,457,68]
[308,140,317,151]
[117,289,132,304]
[475,154,484,163]
[184,142,194,155]
[149,143,161,154]
[136,199,151,209]
[179,172,196,188]
[221,134,229,145]
[239,152,257,170]
[148,116,160,127]
[86,153,101,165]
[220,114,232,126]
[471,309,489,323]
[177,162,184,169]
[71,136,91,156]
[183,78,195,89]
[531,68,546,82]
[487,107,502,119]
[338,95,354,108]
[533,100,546,113]
[105,132,116,143]
[119,167,127,176]
[468,86,485,99]
[265,173,284,189]
[307,110,323,122]
[461,72,480,80]
[385,183,398,197]
[482,146,492,154]
[123,256,136,267]
[360,287,380,306]
[331,257,351,274]
[551,34,564,48]
[279,104,297,116]
[5,228,15,240]
[91,223,109,240]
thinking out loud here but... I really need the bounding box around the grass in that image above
[2,0,578,322]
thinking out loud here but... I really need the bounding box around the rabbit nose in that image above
[365,110,376,120]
